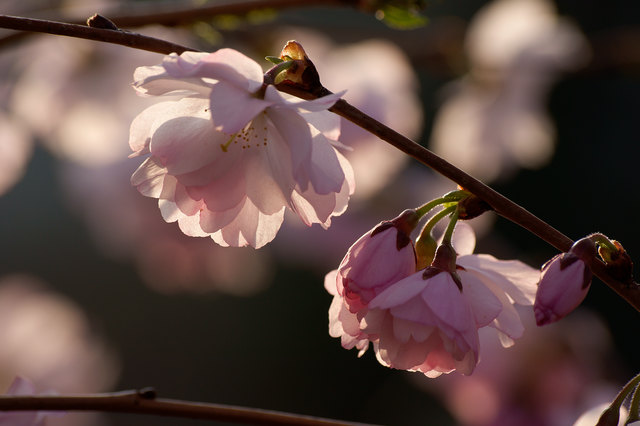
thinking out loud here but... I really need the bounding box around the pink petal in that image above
[324,270,339,296]
[458,271,502,327]
[459,254,539,305]
[209,81,272,134]
[307,132,346,195]
[301,110,341,141]
[264,106,314,190]
[450,221,476,255]
[369,272,429,310]
[174,49,264,92]
[264,86,345,112]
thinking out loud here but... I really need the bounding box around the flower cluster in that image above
[326,211,539,377]
[129,44,354,248]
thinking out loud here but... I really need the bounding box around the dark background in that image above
[0,1,639,425]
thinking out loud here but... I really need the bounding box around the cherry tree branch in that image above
[282,84,640,312]
[0,14,638,311]
[0,15,195,54]
[0,389,376,426]
[0,0,354,49]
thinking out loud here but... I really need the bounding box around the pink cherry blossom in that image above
[325,210,418,355]
[334,210,419,312]
[130,48,354,248]
[326,220,539,377]
[534,238,596,326]
[365,243,503,377]
[452,222,539,346]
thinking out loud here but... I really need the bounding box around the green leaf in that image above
[376,5,428,29]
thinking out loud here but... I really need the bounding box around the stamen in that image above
[220,134,236,152]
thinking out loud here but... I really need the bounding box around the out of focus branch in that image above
[0,389,376,426]
[0,0,350,49]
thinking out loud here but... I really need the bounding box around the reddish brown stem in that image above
[0,390,376,426]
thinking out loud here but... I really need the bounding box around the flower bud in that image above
[334,210,419,312]
[274,40,321,90]
[534,238,596,326]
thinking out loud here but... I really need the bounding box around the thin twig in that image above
[0,15,195,54]
[0,0,350,48]
[0,390,377,426]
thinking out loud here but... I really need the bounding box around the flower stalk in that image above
[0,389,377,426]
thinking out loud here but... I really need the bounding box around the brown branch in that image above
[0,390,377,426]
[0,15,196,54]
[0,0,351,49]
[274,84,640,313]
[91,0,351,28]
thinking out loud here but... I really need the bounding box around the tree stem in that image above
[0,390,376,426]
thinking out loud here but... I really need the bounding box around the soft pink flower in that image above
[326,220,539,377]
[534,238,596,326]
[130,49,354,248]
[334,210,419,312]
[452,222,539,346]
[325,210,419,356]
[366,243,502,377]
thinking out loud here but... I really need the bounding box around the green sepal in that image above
[265,56,284,64]
[376,5,428,30]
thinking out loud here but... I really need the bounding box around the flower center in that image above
[219,112,269,152]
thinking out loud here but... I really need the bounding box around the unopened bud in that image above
[415,233,437,270]
[273,40,321,90]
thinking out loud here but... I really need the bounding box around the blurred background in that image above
[0,0,638,425]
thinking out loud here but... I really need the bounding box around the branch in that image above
[0,0,351,49]
[0,15,195,54]
[275,84,640,313]
[0,14,637,312]
[0,389,377,426]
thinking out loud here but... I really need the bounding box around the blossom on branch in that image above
[129,48,354,248]
[326,220,538,377]
[534,237,596,326]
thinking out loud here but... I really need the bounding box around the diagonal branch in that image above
[0,15,195,54]
[0,389,378,426]
[0,13,637,311]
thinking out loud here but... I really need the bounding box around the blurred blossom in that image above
[430,0,589,182]
[272,29,423,199]
[415,310,624,426]
[61,161,273,296]
[0,115,32,196]
[0,275,118,426]
[0,376,63,426]
[9,26,192,166]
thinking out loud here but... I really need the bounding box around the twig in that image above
[0,389,377,426]
[0,0,350,49]
[0,15,195,54]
